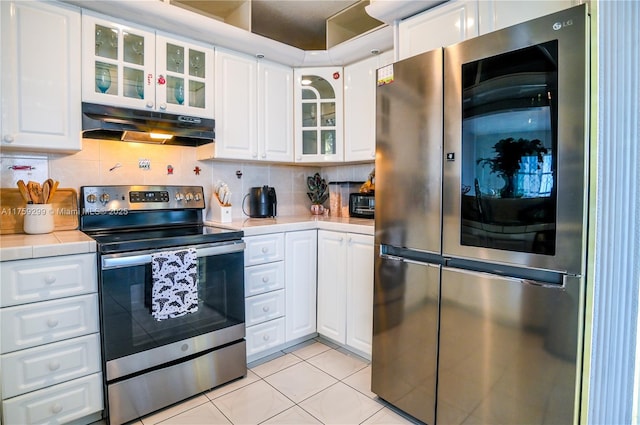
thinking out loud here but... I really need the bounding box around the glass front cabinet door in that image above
[82,13,213,118]
[155,34,213,116]
[294,67,344,162]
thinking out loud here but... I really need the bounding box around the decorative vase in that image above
[500,174,517,198]
[310,204,324,215]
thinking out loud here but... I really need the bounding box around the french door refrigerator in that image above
[371,5,589,425]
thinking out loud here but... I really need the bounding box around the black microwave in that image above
[349,193,375,219]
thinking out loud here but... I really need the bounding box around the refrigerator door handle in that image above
[380,253,404,262]
[522,278,566,290]
[380,253,440,268]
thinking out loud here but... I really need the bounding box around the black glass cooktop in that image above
[87,225,243,254]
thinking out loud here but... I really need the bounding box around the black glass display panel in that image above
[460,40,558,255]
[100,250,244,361]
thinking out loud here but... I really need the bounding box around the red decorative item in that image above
[157,75,166,85]
[333,72,340,80]
[193,166,201,175]
[167,165,174,175]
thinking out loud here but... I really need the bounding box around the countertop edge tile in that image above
[205,215,374,237]
[0,231,97,261]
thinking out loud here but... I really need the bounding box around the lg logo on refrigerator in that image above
[553,19,574,30]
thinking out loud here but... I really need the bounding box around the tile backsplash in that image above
[0,139,373,219]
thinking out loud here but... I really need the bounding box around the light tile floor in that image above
[120,338,421,425]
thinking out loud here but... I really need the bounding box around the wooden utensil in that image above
[48,180,59,203]
[17,180,31,203]
[42,180,51,204]
[27,181,43,204]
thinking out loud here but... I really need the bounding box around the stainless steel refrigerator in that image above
[371,5,589,425]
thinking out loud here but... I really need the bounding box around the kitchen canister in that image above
[23,203,55,234]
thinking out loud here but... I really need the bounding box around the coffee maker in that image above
[245,186,277,218]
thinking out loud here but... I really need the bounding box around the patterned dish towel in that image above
[151,248,199,321]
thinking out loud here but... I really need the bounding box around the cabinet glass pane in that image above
[167,76,185,105]
[303,130,318,154]
[320,102,336,126]
[95,62,117,95]
[189,80,205,108]
[95,24,117,60]
[123,32,144,66]
[124,67,145,99]
[167,43,184,73]
[189,50,205,78]
[302,75,334,99]
[302,88,317,100]
[302,103,317,127]
[321,130,336,155]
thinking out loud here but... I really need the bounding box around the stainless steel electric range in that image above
[79,185,246,425]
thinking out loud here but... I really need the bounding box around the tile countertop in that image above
[0,231,97,262]
[205,215,375,237]
[0,216,374,261]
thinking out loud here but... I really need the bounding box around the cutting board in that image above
[0,188,79,234]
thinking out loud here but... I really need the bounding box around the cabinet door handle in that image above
[51,403,63,414]
[261,247,269,254]
[159,103,167,110]
[47,318,59,328]
[262,306,270,312]
[3,134,15,143]
[146,101,154,108]
[44,275,56,284]
[48,360,61,371]
[262,276,269,283]
[263,334,270,341]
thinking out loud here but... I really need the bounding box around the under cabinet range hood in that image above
[81,102,215,146]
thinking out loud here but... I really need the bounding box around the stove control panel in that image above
[80,185,206,213]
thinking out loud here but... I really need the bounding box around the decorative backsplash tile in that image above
[0,139,373,219]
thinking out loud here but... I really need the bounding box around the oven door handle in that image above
[101,241,246,269]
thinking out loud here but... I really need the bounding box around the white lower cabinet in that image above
[244,230,317,361]
[0,253,102,425]
[2,373,103,425]
[285,230,317,342]
[317,230,374,358]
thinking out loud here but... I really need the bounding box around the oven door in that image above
[443,5,588,275]
[99,240,245,381]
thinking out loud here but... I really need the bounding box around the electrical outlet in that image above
[139,159,151,170]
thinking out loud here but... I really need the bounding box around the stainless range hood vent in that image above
[81,102,215,147]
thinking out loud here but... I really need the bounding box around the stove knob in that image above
[99,193,110,205]
[185,193,194,202]
[86,194,97,204]
[175,193,184,202]
[194,193,201,201]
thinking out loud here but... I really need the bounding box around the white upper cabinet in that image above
[344,51,393,163]
[478,0,582,35]
[211,49,256,159]
[199,49,292,162]
[81,11,213,117]
[1,1,81,152]
[398,0,479,60]
[294,67,344,163]
[258,60,294,162]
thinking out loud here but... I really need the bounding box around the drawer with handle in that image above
[245,290,285,327]
[244,233,284,266]
[2,372,103,425]
[245,317,285,356]
[245,261,285,296]
[1,333,101,398]
[0,253,97,307]
[1,294,99,353]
